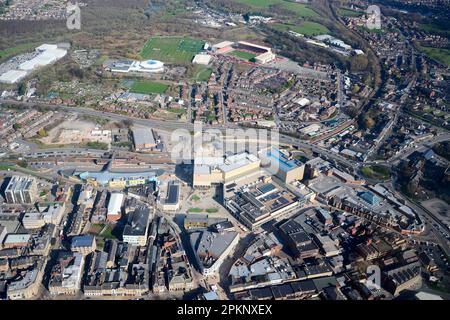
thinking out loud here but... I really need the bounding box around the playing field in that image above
[140,36,205,64]
[272,22,329,36]
[130,80,169,94]
[338,8,364,17]
[233,0,317,17]
[194,66,213,82]
[418,46,450,67]
[228,50,257,61]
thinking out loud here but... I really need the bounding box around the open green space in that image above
[233,0,317,17]
[194,66,213,82]
[84,141,109,150]
[100,225,117,239]
[130,80,169,94]
[338,7,364,17]
[191,195,201,201]
[417,45,450,67]
[0,43,37,60]
[188,207,203,213]
[228,50,257,61]
[361,165,390,181]
[272,21,329,36]
[205,208,219,214]
[140,36,205,64]
[419,23,450,37]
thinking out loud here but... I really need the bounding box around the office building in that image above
[122,207,151,246]
[4,176,37,204]
[261,148,305,183]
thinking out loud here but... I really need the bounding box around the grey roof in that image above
[123,207,150,237]
[132,127,156,146]
[190,230,238,260]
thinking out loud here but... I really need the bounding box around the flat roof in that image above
[132,127,156,146]
[0,70,28,84]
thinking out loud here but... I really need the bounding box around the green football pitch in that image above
[140,37,205,64]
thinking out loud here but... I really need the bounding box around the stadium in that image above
[106,59,165,73]
[211,40,276,64]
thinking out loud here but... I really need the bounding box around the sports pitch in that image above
[228,50,257,61]
[140,37,205,64]
[130,80,169,94]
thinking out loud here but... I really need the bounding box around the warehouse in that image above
[0,70,27,84]
[107,192,124,222]
[132,127,157,151]
[192,54,212,65]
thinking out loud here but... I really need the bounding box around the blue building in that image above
[359,191,380,206]
[262,148,305,182]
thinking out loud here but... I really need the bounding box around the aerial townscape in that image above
[0,0,449,304]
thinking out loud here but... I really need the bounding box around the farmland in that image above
[140,36,204,64]
[130,80,169,94]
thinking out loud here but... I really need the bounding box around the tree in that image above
[17,82,26,96]
[361,115,375,129]
[38,128,48,137]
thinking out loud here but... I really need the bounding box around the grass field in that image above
[228,50,257,61]
[361,165,390,181]
[140,36,204,64]
[418,45,450,67]
[188,207,203,213]
[233,0,317,17]
[338,8,364,17]
[272,22,329,36]
[194,65,213,82]
[0,43,37,60]
[130,80,169,94]
[419,23,450,37]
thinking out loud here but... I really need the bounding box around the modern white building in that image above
[0,43,68,84]
[107,59,164,73]
[192,54,212,65]
[0,70,28,84]
[107,192,124,222]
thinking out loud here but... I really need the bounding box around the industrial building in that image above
[192,54,213,65]
[4,176,37,204]
[122,207,151,246]
[261,148,305,183]
[193,152,261,188]
[0,43,68,84]
[132,127,158,151]
[107,192,124,222]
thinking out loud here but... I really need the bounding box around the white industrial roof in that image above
[19,48,67,71]
[0,70,27,84]
[107,193,124,216]
[192,54,212,65]
[212,41,234,49]
[4,234,31,244]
